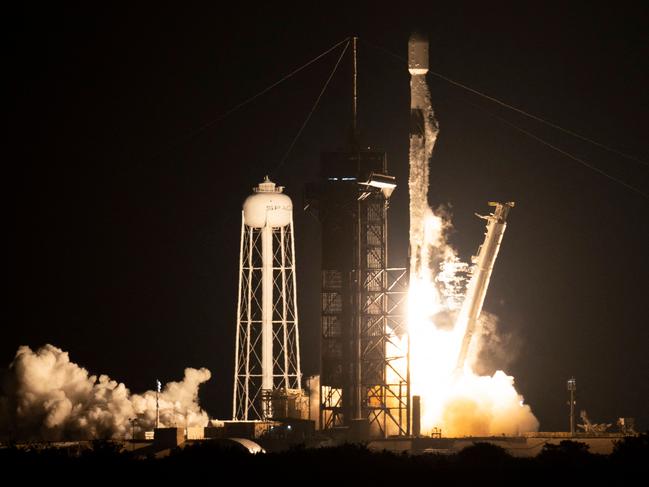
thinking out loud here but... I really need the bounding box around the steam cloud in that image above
[441,371,539,437]
[0,344,211,441]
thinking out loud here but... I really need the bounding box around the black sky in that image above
[9,3,649,432]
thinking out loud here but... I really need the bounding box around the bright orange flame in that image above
[405,210,538,437]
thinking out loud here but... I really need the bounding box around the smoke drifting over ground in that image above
[0,344,211,441]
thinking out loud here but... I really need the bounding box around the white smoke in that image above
[470,311,522,377]
[0,344,211,441]
[441,371,538,437]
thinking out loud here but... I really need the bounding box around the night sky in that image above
[10,3,649,432]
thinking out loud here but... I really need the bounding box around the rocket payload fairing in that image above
[408,33,429,92]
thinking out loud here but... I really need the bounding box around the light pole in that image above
[567,377,576,436]
[155,379,161,428]
[129,417,137,451]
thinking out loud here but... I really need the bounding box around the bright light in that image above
[404,209,539,437]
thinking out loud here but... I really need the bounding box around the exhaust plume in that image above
[0,344,211,441]
[407,38,538,436]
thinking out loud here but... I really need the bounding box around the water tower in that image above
[232,176,302,420]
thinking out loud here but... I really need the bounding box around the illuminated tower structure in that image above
[305,38,409,438]
[232,177,302,420]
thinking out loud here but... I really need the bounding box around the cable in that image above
[153,37,350,157]
[469,102,649,199]
[426,70,649,168]
[362,39,649,168]
[362,38,648,198]
[361,38,405,65]
[272,40,350,176]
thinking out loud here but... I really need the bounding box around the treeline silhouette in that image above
[1,434,647,481]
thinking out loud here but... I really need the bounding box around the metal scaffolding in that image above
[306,39,409,438]
[309,151,409,438]
[355,186,409,437]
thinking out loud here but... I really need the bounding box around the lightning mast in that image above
[155,379,161,428]
[306,37,408,438]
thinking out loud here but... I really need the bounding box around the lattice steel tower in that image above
[306,151,409,438]
[305,39,409,438]
[232,177,302,420]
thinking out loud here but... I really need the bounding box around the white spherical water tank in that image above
[243,176,292,228]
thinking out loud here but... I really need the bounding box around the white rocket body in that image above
[408,33,429,125]
[408,34,429,75]
[408,33,438,281]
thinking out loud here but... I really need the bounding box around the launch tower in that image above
[306,38,409,438]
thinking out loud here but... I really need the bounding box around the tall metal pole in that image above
[568,377,576,436]
[352,36,358,141]
[406,332,411,436]
[570,387,575,436]
[354,198,362,420]
[155,379,161,429]
[351,35,362,422]
[261,221,274,416]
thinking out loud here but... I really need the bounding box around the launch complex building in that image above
[221,34,635,454]
[231,35,512,441]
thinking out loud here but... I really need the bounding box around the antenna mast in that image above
[155,379,161,428]
[352,36,358,145]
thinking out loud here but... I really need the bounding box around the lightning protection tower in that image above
[305,37,409,439]
[233,176,302,420]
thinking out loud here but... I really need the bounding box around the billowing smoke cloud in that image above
[470,311,522,377]
[0,344,211,441]
[441,371,539,437]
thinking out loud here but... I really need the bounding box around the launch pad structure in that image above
[306,38,409,438]
[231,35,522,441]
[306,150,410,438]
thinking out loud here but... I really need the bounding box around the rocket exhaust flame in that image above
[406,34,538,436]
[0,344,211,441]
